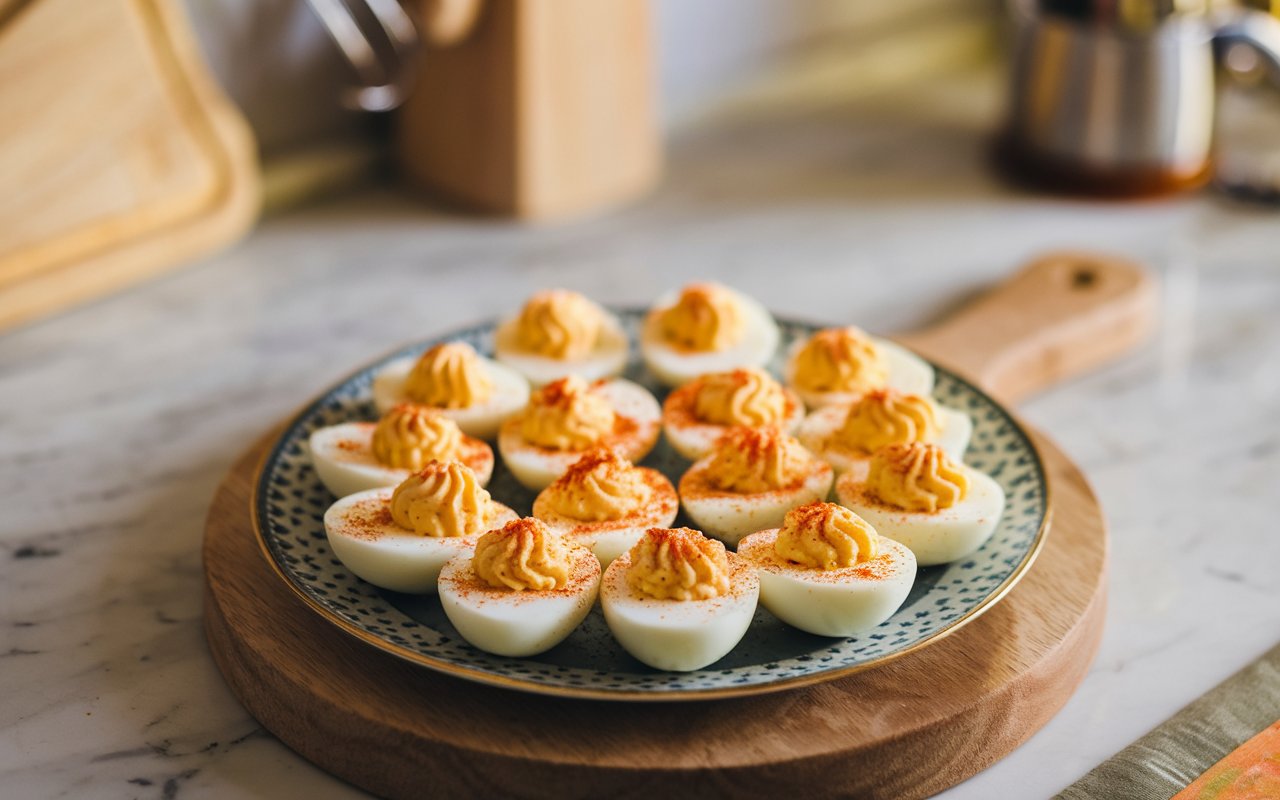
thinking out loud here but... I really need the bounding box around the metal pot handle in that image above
[1210,9,1280,202]
[1213,9,1280,86]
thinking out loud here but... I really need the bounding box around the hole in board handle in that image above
[1070,267,1098,289]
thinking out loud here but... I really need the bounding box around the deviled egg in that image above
[309,404,494,497]
[785,326,934,408]
[498,375,661,490]
[494,289,629,385]
[662,367,804,461]
[601,527,759,671]
[532,448,679,567]
[679,426,834,547]
[738,502,916,637]
[797,388,971,479]
[372,341,529,440]
[640,283,780,387]
[323,461,517,593]
[835,442,1005,566]
[438,517,600,657]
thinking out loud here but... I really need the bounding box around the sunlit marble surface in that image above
[3,68,1280,799]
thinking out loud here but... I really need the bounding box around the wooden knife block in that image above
[0,0,259,333]
[395,0,660,220]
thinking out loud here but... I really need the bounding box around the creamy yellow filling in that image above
[389,461,495,537]
[626,527,731,601]
[704,426,812,493]
[371,405,464,469]
[544,448,651,522]
[473,517,574,591]
[774,501,878,569]
[513,289,603,360]
[404,342,493,409]
[868,442,969,512]
[833,389,939,454]
[656,283,743,352]
[693,368,786,426]
[520,375,615,451]
[792,327,887,394]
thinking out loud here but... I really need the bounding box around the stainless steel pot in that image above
[1003,0,1280,195]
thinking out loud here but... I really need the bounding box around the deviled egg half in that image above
[785,326,934,409]
[323,461,517,593]
[372,341,529,440]
[601,527,759,672]
[498,375,660,490]
[640,283,780,387]
[835,442,1005,566]
[797,388,971,479]
[309,404,494,497]
[680,426,834,547]
[738,502,916,637]
[494,289,629,385]
[438,517,600,657]
[662,367,804,461]
[532,448,678,567]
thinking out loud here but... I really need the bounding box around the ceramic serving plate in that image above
[253,310,1051,701]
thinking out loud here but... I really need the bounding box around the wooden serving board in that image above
[203,252,1157,799]
[0,0,259,332]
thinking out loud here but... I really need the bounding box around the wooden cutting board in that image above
[0,0,259,332]
[203,253,1156,799]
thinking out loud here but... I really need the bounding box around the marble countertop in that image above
[4,66,1280,799]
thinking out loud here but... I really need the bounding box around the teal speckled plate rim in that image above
[249,310,1052,702]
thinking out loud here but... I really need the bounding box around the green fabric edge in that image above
[1056,641,1280,800]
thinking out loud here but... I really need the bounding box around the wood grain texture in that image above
[204,429,1105,800]
[395,0,660,219]
[897,251,1157,404]
[0,0,259,332]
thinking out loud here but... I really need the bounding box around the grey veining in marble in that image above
[2,65,1279,799]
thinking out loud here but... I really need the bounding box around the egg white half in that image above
[437,546,601,657]
[785,337,935,409]
[834,467,1005,566]
[532,468,679,568]
[371,354,529,440]
[738,531,917,637]
[640,289,780,387]
[323,487,518,594]
[498,379,661,490]
[308,422,494,498]
[796,403,972,480]
[493,312,629,386]
[662,383,806,462]
[679,459,835,547]
[600,551,759,672]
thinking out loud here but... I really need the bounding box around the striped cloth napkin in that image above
[1058,642,1280,799]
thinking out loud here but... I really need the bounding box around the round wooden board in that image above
[203,424,1106,800]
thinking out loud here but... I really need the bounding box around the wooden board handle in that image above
[896,251,1158,404]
